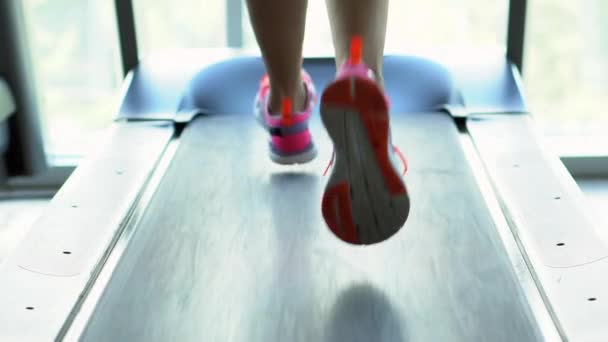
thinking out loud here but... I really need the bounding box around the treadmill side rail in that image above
[0,122,174,341]
[468,114,608,341]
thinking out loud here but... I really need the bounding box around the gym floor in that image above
[0,178,607,264]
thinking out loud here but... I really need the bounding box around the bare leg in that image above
[245,0,308,113]
[325,0,389,85]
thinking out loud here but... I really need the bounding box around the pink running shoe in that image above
[254,71,317,164]
[320,36,410,245]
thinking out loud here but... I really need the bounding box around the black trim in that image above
[507,0,528,72]
[269,127,283,137]
[115,0,139,75]
[0,1,48,177]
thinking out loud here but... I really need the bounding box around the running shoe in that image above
[254,71,317,164]
[320,37,410,245]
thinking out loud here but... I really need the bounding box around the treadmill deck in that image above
[81,112,542,342]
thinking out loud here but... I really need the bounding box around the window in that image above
[242,1,508,55]
[524,0,608,155]
[133,0,227,57]
[21,0,509,158]
[29,0,577,160]
[132,0,508,56]
[21,0,123,158]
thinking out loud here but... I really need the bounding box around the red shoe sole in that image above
[320,77,410,245]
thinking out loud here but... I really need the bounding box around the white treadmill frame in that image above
[0,122,174,341]
[468,114,608,341]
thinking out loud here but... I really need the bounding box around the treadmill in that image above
[0,49,607,342]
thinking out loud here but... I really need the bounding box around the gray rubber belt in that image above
[81,113,542,342]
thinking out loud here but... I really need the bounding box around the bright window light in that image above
[19,0,608,158]
[21,0,123,157]
[524,0,608,152]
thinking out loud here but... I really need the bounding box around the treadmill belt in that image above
[82,112,542,342]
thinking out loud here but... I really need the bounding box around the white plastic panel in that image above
[492,164,607,268]
[0,122,173,341]
[469,114,608,341]
[548,259,608,342]
[14,152,166,276]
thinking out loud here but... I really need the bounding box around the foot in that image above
[254,71,317,164]
[320,38,410,245]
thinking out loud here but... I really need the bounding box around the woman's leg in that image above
[245,0,308,113]
[325,0,389,84]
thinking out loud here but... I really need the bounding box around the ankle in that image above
[268,81,307,114]
[336,59,385,90]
